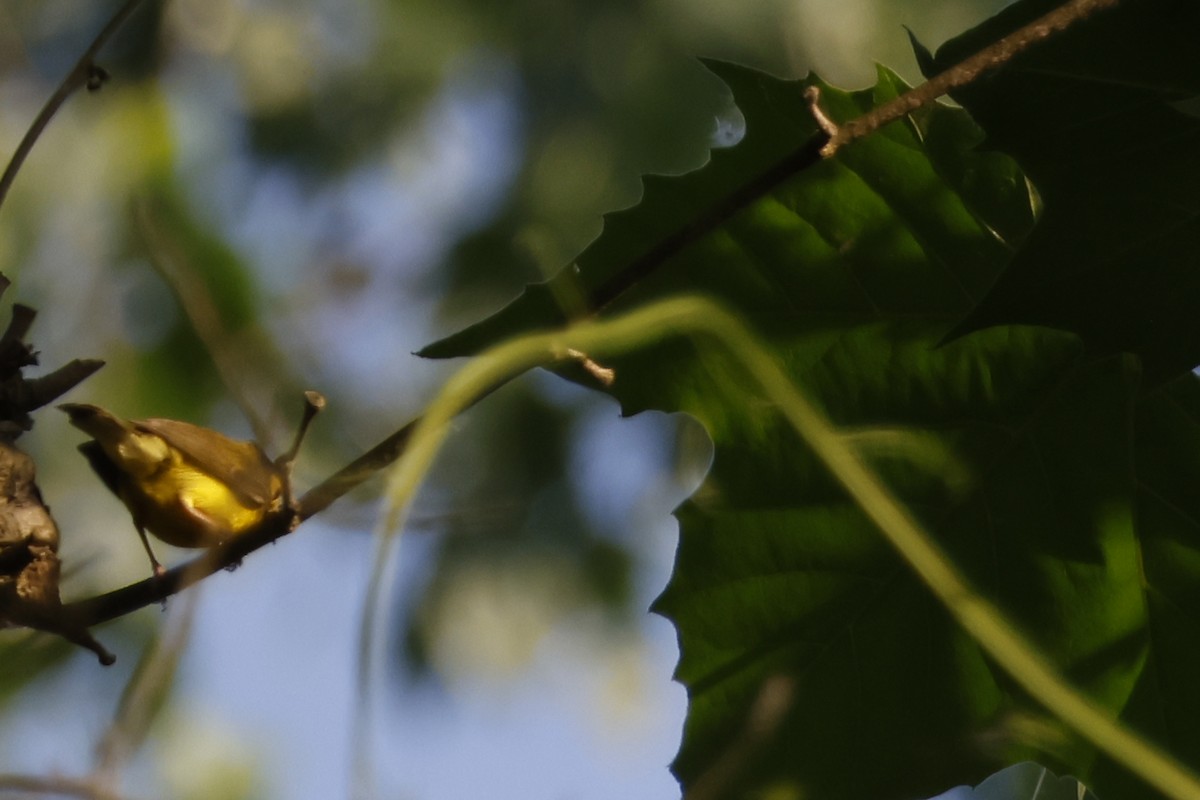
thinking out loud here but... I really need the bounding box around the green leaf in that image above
[924,0,1200,384]
[1089,375,1200,798]
[420,60,1029,359]
[658,346,1153,799]
[0,638,73,706]
[423,56,1200,800]
[120,179,302,423]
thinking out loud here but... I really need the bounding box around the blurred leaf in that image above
[95,608,193,777]
[422,60,1025,359]
[424,55,1200,800]
[121,180,284,423]
[925,0,1200,384]
[134,182,258,331]
[246,74,426,177]
[0,637,73,706]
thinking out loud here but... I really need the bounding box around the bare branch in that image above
[0,0,148,216]
[22,360,106,411]
[0,772,134,800]
[133,198,279,447]
[816,0,1122,156]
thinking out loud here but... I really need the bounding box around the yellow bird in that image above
[60,392,323,576]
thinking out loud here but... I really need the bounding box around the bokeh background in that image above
[0,1,1007,797]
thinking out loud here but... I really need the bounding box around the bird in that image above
[60,391,324,577]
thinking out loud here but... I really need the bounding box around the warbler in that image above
[60,392,323,576]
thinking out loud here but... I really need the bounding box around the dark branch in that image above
[593,0,1121,314]
[295,418,417,520]
[61,513,294,628]
[0,0,148,215]
[23,359,106,411]
[0,773,128,800]
[818,0,1122,156]
[586,131,829,314]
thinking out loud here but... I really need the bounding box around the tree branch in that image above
[815,0,1122,156]
[0,772,134,800]
[584,0,1121,316]
[0,0,148,216]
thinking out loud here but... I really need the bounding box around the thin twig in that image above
[0,0,148,215]
[816,0,1122,156]
[0,773,134,800]
[564,126,826,318]
[133,198,276,447]
[61,511,291,627]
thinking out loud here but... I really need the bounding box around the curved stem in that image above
[0,0,147,215]
[362,296,1200,800]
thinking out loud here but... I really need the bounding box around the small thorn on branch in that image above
[806,0,1122,159]
[85,65,110,93]
[563,348,615,386]
[803,86,840,142]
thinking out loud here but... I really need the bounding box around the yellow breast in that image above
[126,451,276,548]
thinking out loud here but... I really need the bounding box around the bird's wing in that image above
[134,419,280,506]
